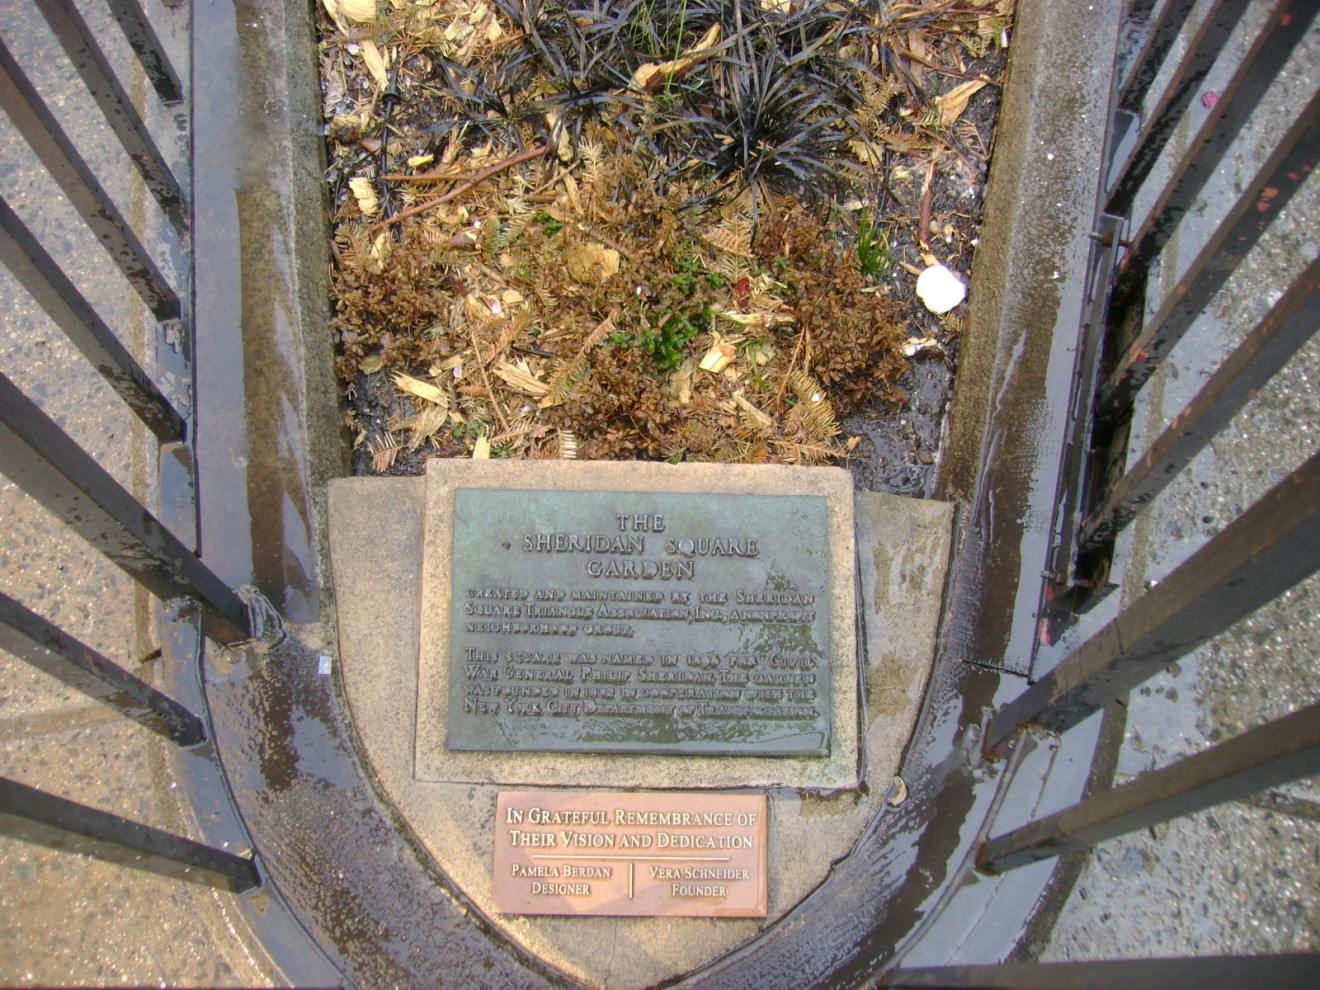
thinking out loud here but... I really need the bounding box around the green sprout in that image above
[857,207,892,280]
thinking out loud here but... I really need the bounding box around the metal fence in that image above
[886,0,1320,983]
[0,0,259,894]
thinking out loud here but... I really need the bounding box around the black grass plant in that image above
[435,0,881,212]
[650,0,868,223]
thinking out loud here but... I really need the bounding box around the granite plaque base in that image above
[415,460,860,790]
[330,467,954,990]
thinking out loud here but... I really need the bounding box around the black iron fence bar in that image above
[104,0,183,105]
[0,776,259,892]
[0,195,186,443]
[1129,0,1159,22]
[1096,83,1320,421]
[1115,0,1196,114]
[0,371,251,644]
[1043,214,1125,585]
[1103,0,1251,220]
[0,590,205,746]
[1109,0,1317,312]
[0,36,179,322]
[987,447,1320,755]
[34,0,186,231]
[881,954,1320,989]
[1080,254,1320,551]
[978,700,1320,873]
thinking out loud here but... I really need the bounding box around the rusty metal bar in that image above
[882,954,1320,989]
[1110,0,1317,310]
[0,371,251,644]
[1115,0,1196,114]
[1080,254,1320,550]
[0,194,185,443]
[988,448,1320,754]
[34,0,186,230]
[104,0,183,105]
[0,777,259,892]
[979,701,1320,872]
[1096,84,1320,421]
[1104,0,1252,218]
[0,591,204,746]
[0,36,179,320]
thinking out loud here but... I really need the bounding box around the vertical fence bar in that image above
[0,37,179,320]
[1112,0,1317,305]
[1097,84,1320,419]
[988,448,1320,754]
[1115,0,1197,113]
[0,372,250,644]
[1080,255,1320,549]
[104,0,183,105]
[1103,0,1252,219]
[0,195,186,442]
[0,777,259,892]
[978,701,1320,872]
[0,591,205,745]
[33,0,186,229]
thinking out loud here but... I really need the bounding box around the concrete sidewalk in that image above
[0,0,277,983]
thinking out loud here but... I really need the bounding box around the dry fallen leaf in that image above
[849,138,885,168]
[393,371,448,405]
[349,176,379,215]
[473,435,491,459]
[545,109,573,163]
[631,23,721,94]
[430,354,463,377]
[711,307,793,329]
[732,390,774,431]
[320,0,351,34]
[360,39,388,88]
[403,402,450,450]
[698,333,738,374]
[672,356,695,404]
[338,0,378,22]
[558,430,579,459]
[902,335,945,358]
[938,79,988,127]
[359,353,386,374]
[566,242,621,283]
[493,360,551,395]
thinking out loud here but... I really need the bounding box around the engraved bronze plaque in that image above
[493,791,768,917]
[448,489,831,755]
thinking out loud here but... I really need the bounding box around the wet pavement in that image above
[0,0,279,983]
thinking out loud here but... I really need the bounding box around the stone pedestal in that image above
[329,461,952,990]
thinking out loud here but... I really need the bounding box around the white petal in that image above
[916,265,967,315]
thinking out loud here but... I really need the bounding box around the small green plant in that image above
[671,249,722,293]
[857,207,891,280]
[534,210,565,235]
[641,308,707,372]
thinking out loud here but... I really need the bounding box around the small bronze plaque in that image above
[448,489,831,756]
[493,791,767,917]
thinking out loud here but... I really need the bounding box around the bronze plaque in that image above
[448,488,831,756]
[493,791,768,917]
